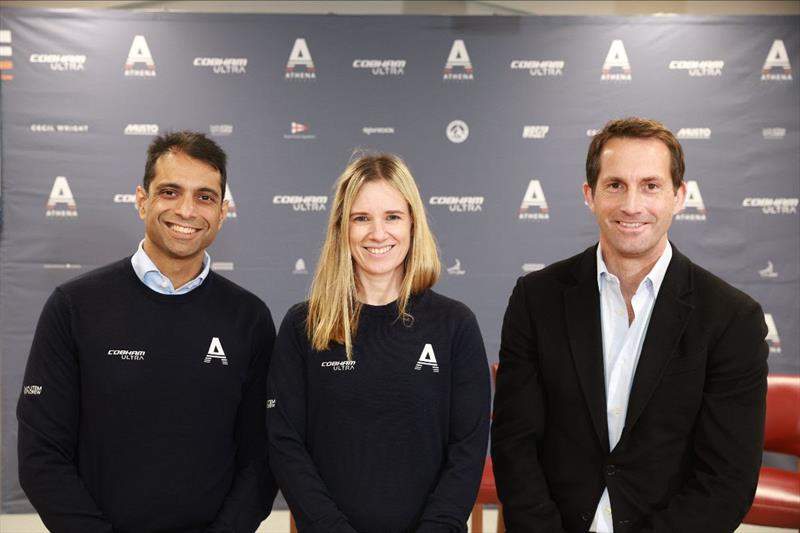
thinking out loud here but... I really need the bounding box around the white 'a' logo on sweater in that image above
[204,337,228,365]
[414,343,439,373]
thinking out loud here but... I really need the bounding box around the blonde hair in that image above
[306,153,440,359]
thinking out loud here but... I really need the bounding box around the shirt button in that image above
[606,464,616,476]
[604,506,612,515]
[160,281,168,288]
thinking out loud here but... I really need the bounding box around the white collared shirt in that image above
[130,239,210,295]
[590,242,673,533]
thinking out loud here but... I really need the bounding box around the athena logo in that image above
[46,176,78,217]
[224,183,237,219]
[204,337,229,365]
[601,39,632,81]
[446,120,469,143]
[443,39,474,80]
[761,40,792,80]
[124,35,156,77]
[519,180,549,220]
[676,180,707,221]
[414,344,439,373]
[447,259,466,276]
[763,313,781,354]
[293,258,308,275]
[286,38,316,79]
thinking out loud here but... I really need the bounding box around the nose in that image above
[369,219,388,240]
[620,188,643,214]
[174,193,196,218]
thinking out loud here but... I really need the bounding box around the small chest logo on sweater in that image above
[414,344,439,373]
[107,349,145,361]
[321,360,356,371]
[203,337,229,365]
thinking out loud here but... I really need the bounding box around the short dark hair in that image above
[142,131,227,194]
[586,117,685,192]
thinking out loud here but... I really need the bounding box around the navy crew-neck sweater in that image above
[17,258,277,533]
[267,290,490,533]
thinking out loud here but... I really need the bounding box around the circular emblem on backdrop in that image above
[446,120,469,143]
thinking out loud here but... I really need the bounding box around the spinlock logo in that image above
[762,40,792,81]
[293,258,308,274]
[193,57,247,74]
[46,176,78,217]
[352,59,406,76]
[266,399,276,409]
[443,39,474,80]
[273,194,328,212]
[510,59,564,77]
[446,259,465,276]
[224,183,237,218]
[1,29,14,81]
[677,128,711,140]
[742,197,799,215]
[286,38,316,79]
[759,261,779,279]
[762,128,786,140]
[429,196,484,213]
[204,337,228,365]
[321,360,356,371]
[284,122,315,140]
[210,124,233,136]
[668,59,724,77]
[601,40,632,81]
[124,124,159,136]
[30,53,87,71]
[24,385,43,395]
[363,127,395,135]
[414,344,439,373]
[519,180,549,220]
[764,313,781,354]
[523,125,549,139]
[31,124,89,133]
[676,180,707,221]
[124,35,156,77]
[107,349,145,361]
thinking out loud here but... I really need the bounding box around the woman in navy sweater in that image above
[267,153,490,532]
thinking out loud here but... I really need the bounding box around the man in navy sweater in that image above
[17,131,277,533]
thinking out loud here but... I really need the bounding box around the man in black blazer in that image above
[491,117,768,533]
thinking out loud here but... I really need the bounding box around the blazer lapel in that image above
[564,246,610,452]
[624,246,695,433]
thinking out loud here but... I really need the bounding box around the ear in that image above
[135,186,148,220]
[673,181,687,215]
[582,182,595,213]
[218,199,229,230]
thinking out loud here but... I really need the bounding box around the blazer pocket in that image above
[663,351,706,376]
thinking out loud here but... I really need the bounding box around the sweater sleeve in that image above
[207,303,279,533]
[266,307,359,533]
[16,288,114,533]
[416,308,491,532]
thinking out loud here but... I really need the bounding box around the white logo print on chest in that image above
[414,343,439,373]
[204,337,228,365]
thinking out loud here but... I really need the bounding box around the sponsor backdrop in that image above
[0,8,798,512]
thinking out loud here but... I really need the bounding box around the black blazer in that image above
[491,244,768,533]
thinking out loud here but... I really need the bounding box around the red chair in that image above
[471,363,505,533]
[742,373,800,528]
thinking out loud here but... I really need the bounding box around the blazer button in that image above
[606,464,616,476]
[581,514,590,522]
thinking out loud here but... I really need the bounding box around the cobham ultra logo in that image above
[124,35,156,77]
[601,40,631,81]
[519,180,549,220]
[676,180,706,221]
[46,176,78,217]
[443,40,473,81]
[742,197,798,215]
[668,59,723,77]
[429,196,484,213]
[285,38,316,79]
[224,184,237,219]
[510,59,564,77]
[30,53,86,71]
[193,57,247,74]
[761,40,792,81]
[352,59,405,76]
[764,313,781,354]
[273,194,327,212]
